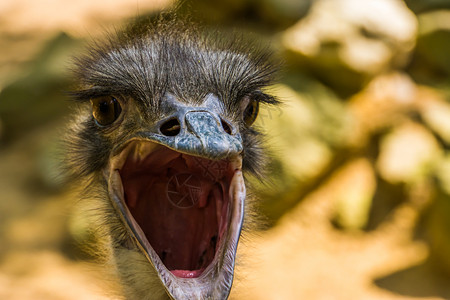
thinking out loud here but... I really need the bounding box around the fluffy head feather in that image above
[66,17,278,179]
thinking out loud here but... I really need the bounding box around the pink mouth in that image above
[119,145,233,278]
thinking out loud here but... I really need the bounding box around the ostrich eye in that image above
[91,96,122,126]
[243,99,259,126]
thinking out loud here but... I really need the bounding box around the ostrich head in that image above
[66,17,278,300]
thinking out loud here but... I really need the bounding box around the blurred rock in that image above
[349,72,418,144]
[332,159,376,230]
[178,0,309,30]
[0,117,3,144]
[350,72,450,153]
[409,10,450,82]
[36,131,69,191]
[259,0,312,28]
[425,191,450,276]
[405,0,450,13]
[0,0,171,93]
[254,78,354,222]
[436,153,450,195]
[0,0,171,36]
[258,84,331,182]
[0,33,81,143]
[376,123,441,184]
[419,88,450,145]
[282,0,417,96]
[261,81,353,182]
[178,0,247,25]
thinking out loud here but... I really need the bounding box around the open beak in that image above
[103,105,246,299]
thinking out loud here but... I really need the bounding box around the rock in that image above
[178,0,306,30]
[425,191,450,276]
[332,159,376,230]
[282,0,417,95]
[0,117,3,144]
[259,0,312,28]
[348,72,418,143]
[404,0,450,14]
[253,79,354,223]
[258,84,331,182]
[0,33,79,143]
[419,88,450,145]
[258,81,353,183]
[435,153,450,195]
[376,123,441,184]
[412,10,450,79]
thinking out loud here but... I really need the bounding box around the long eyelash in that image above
[249,90,280,105]
[68,87,126,102]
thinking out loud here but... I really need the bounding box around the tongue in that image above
[171,269,205,278]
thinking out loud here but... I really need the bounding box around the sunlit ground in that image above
[2,0,450,299]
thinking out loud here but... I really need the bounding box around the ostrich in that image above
[65,16,278,300]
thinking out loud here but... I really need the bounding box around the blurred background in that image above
[2,0,450,299]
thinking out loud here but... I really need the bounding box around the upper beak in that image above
[136,98,243,160]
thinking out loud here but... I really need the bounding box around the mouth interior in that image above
[118,144,233,278]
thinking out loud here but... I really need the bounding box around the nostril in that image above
[160,118,181,136]
[220,118,232,135]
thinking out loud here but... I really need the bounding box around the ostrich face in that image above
[104,93,247,299]
[68,21,277,300]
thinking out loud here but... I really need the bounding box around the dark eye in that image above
[91,96,122,126]
[243,99,259,126]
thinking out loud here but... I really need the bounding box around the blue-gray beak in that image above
[138,94,243,160]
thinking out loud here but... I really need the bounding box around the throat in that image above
[127,175,220,272]
[119,148,231,278]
